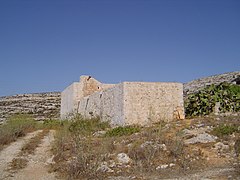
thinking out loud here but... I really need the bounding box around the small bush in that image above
[42,119,65,129]
[167,138,184,158]
[105,126,140,137]
[212,124,239,137]
[51,116,112,179]
[68,116,110,136]
[66,153,101,179]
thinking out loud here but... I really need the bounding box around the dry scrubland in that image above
[50,82,240,179]
[0,81,239,179]
[49,115,240,179]
[0,114,240,179]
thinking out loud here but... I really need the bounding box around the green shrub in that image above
[42,119,65,129]
[105,125,140,137]
[228,84,240,97]
[68,115,110,136]
[212,124,239,137]
[185,82,240,117]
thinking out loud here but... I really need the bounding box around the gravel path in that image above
[0,130,42,179]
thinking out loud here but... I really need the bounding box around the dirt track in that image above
[0,130,57,180]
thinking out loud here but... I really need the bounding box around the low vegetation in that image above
[1,113,240,179]
[50,115,212,179]
[0,114,37,150]
[68,115,110,136]
[212,124,239,137]
[185,82,240,117]
[51,116,112,179]
[105,126,140,137]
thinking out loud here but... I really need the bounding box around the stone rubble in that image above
[184,132,217,144]
[140,141,167,151]
[156,163,175,170]
[97,162,114,173]
[214,142,230,152]
[117,153,131,165]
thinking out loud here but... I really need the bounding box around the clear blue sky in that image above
[0,0,239,96]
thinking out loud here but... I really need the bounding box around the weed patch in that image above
[42,119,65,130]
[105,126,140,137]
[0,114,37,150]
[212,124,239,137]
[68,116,110,136]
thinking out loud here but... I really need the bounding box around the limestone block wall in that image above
[76,82,184,126]
[61,75,116,119]
[123,82,184,125]
[78,84,125,126]
[61,82,82,118]
[61,75,184,125]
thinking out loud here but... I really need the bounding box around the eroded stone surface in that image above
[184,133,217,144]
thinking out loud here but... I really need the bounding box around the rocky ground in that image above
[50,115,240,179]
[0,115,239,179]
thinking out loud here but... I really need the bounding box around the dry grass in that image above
[20,129,49,156]
[51,117,111,179]
[49,114,240,179]
[10,158,28,170]
[0,114,37,151]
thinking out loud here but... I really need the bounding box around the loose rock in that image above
[117,153,131,164]
[97,162,114,173]
[184,133,217,144]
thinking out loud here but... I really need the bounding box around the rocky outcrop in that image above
[0,92,61,123]
[183,71,240,96]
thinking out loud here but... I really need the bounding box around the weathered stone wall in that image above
[0,92,60,123]
[184,71,240,96]
[60,82,82,119]
[123,82,184,125]
[75,81,184,126]
[61,75,115,119]
[78,83,125,126]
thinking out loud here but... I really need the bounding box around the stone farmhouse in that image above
[61,76,184,126]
